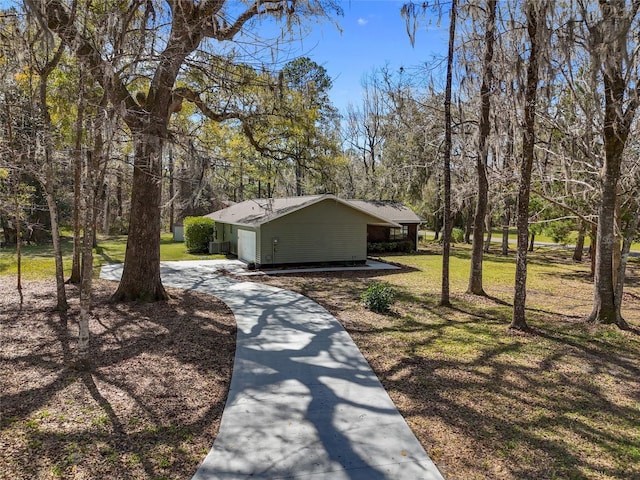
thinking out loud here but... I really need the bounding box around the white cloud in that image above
[357,18,368,26]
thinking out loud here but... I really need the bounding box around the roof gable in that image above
[206,195,401,227]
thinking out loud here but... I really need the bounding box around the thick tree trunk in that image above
[614,205,639,328]
[112,126,168,302]
[511,1,542,331]
[589,224,597,277]
[587,1,639,328]
[612,192,622,291]
[440,0,458,307]
[468,0,496,296]
[469,180,487,294]
[588,167,621,325]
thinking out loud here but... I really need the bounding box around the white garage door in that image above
[238,229,256,264]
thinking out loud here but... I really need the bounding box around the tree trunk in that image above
[440,0,458,307]
[587,1,639,328]
[40,75,68,312]
[511,0,543,331]
[68,134,83,283]
[14,178,23,307]
[102,182,110,234]
[168,146,175,232]
[589,223,597,277]
[5,107,23,305]
[501,200,510,256]
[612,191,622,292]
[573,220,586,262]
[588,167,621,325]
[614,203,639,328]
[467,0,496,296]
[529,232,535,252]
[112,126,168,302]
[68,72,84,284]
[77,148,98,366]
[295,156,304,196]
[464,199,473,244]
[433,173,442,241]
[44,185,68,311]
[483,209,493,253]
[116,164,123,219]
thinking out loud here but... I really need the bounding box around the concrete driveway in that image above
[101,260,444,480]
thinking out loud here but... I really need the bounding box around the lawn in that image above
[0,233,224,280]
[1,238,639,479]
[260,245,640,480]
[420,229,640,250]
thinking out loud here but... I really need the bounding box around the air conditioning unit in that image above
[209,241,230,254]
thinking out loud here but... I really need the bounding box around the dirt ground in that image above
[2,260,639,480]
[0,279,236,480]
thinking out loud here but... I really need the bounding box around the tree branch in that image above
[35,0,143,126]
[532,189,597,227]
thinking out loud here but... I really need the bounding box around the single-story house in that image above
[204,194,402,268]
[349,200,423,250]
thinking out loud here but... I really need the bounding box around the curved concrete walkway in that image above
[101,260,444,480]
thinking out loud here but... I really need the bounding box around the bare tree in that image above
[467,0,497,296]
[577,0,640,328]
[511,0,547,330]
[439,0,459,307]
[34,36,68,311]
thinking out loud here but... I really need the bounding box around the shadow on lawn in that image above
[266,270,640,479]
[0,282,235,479]
[362,288,640,479]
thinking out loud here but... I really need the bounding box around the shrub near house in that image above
[184,216,215,253]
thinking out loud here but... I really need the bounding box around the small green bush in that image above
[451,227,465,243]
[367,241,412,253]
[184,216,215,253]
[544,220,573,245]
[361,282,396,313]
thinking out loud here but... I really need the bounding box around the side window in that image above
[390,226,408,240]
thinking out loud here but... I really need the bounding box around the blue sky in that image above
[0,0,447,113]
[288,1,448,112]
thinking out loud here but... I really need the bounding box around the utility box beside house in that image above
[173,223,184,242]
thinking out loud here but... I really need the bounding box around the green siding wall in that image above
[258,199,371,266]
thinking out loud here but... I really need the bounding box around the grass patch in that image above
[262,244,640,480]
[0,233,224,280]
[421,229,640,251]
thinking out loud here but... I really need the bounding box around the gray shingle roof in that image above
[347,200,423,224]
[205,194,405,227]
